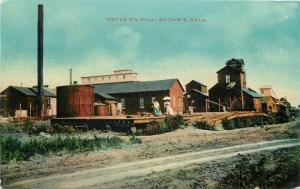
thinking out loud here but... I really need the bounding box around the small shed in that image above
[185,80,208,112]
[0,86,56,117]
[242,88,262,113]
[94,93,118,116]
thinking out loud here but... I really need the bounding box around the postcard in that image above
[0,1,299,189]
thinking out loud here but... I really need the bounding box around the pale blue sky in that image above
[1,0,300,105]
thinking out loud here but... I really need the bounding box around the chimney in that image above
[69,68,72,85]
[37,4,44,117]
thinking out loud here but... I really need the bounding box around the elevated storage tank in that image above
[56,85,94,118]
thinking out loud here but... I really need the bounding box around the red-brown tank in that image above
[56,85,94,118]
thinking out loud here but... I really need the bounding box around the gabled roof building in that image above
[94,79,185,114]
[0,86,56,117]
[209,58,262,112]
[185,80,208,112]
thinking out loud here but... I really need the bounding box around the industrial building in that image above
[81,69,138,85]
[260,86,280,113]
[185,80,208,112]
[56,79,185,117]
[0,86,56,118]
[94,78,185,115]
[209,58,262,112]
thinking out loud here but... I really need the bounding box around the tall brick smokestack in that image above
[37,4,44,117]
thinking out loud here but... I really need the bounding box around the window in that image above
[225,75,230,83]
[121,98,125,109]
[123,75,126,79]
[139,97,144,108]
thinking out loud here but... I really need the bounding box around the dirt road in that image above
[6,138,300,189]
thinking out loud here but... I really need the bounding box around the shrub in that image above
[0,136,22,162]
[129,136,142,144]
[145,121,161,135]
[22,122,77,135]
[0,122,22,133]
[222,119,234,130]
[22,121,51,135]
[63,125,76,134]
[221,147,300,188]
[194,121,211,130]
[139,115,185,135]
[165,115,185,131]
[159,121,169,133]
[222,115,274,130]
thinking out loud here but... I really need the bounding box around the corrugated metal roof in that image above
[94,79,183,94]
[242,88,262,98]
[95,92,116,100]
[9,86,56,97]
[187,80,207,87]
[190,89,208,96]
[31,88,56,97]
[11,86,36,96]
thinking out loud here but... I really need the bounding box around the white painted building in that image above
[81,70,138,85]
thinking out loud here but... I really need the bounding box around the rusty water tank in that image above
[56,85,94,118]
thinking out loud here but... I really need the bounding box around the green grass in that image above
[0,135,141,164]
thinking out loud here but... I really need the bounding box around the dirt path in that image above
[6,138,300,189]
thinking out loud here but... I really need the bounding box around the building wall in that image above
[210,66,246,112]
[217,68,242,87]
[260,88,272,96]
[94,104,109,116]
[105,81,184,115]
[186,81,207,93]
[81,70,138,85]
[57,85,94,118]
[209,85,243,112]
[253,98,262,113]
[1,88,54,117]
[169,81,184,113]
[2,88,27,116]
[186,91,208,112]
[111,91,169,115]
[244,93,262,113]
[48,97,57,116]
[262,98,278,113]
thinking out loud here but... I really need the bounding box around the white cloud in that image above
[112,27,141,50]
[110,26,141,62]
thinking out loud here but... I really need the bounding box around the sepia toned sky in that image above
[1,0,300,105]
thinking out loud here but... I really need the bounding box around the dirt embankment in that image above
[1,120,299,188]
[5,139,300,189]
[119,146,300,189]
